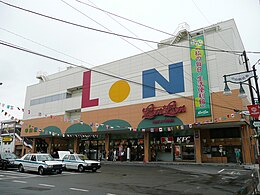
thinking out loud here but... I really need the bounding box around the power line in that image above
[191,0,234,51]
[0,0,244,54]
[0,0,250,112]
[0,39,242,112]
[75,0,174,37]
[60,0,173,71]
[75,0,240,55]
[71,0,238,110]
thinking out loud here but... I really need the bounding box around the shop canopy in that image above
[97,119,131,132]
[40,126,62,136]
[65,123,92,134]
[137,115,193,135]
[138,115,183,129]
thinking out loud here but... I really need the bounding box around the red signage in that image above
[142,101,186,119]
[247,104,260,119]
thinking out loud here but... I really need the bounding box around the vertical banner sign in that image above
[189,35,211,117]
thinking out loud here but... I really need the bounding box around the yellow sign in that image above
[2,136,13,142]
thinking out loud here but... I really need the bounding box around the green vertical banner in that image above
[189,35,211,117]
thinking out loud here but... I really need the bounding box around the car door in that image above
[69,155,77,170]
[22,154,31,170]
[67,155,76,170]
[30,155,37,172]
[62,154,70,169]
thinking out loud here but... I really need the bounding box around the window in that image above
[30,93,67,106]
[69,155,76,161]
[24,155,31,160]
[63,155,69,160]
[210,128,240,139]
[31,155,36,161]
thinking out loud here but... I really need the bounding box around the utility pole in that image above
[252,65,260,105]
[243,51,255,105]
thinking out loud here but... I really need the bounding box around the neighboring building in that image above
[22,19,256,164]
[0,120,32,157]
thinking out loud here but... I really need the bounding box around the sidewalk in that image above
[101,160,251,168]
[101,161,260,194]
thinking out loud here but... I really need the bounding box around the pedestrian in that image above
[113,149,117,161]
[235,148,241,164]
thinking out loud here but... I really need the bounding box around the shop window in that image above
[211,146,226,157]
[210,128,240,139]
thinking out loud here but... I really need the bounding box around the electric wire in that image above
[70,0,240,112]
[61,0,200,100]
[191,0,234,51]
[60,0,173,71]
[0,1,255,112]
[0,26,193,85]
[75,0,245,55]
[0,0,246,55]
[0,39,244,112]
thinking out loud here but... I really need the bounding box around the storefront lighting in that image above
[223,82,232,96]
[223,54,260,105]
[238,83,247,99]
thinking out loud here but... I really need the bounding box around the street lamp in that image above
[223,53,260,166]
[223,59,260,105]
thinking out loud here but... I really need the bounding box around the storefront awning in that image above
[66,123,92,134]
[97,119,131,132]
[138,115,184,129]
[40,126,62,136]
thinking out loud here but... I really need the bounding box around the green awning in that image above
[138,115,183,129]
[66,123,92,134]
[40,126,62,136]
[97,119,131,131]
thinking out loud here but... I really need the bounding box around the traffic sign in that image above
[253,121,260,127]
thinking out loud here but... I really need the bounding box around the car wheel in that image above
[3,163,7,170]
[57,170,62,174]
[38,167,44,175]
[92,167,97,172]
[18,164,24,172]
[78,165,84,172]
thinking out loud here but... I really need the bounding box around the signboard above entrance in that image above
[142,101,186,119]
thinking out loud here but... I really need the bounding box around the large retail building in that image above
[21,19,256,164]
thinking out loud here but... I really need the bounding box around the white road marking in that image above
[62,171,82,175]
[70,187,89,192]
[107,193,117,195]
[39,184,55,188]
[12,180,27,184]
[218,169,225,173]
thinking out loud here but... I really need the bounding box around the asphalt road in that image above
[0,164,257,195]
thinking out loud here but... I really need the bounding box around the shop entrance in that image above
[150,130,195,161]
[174,144,195,160]
[108,132,144,161]
[79,135,105,161]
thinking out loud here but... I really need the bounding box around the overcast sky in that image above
[0,0,259,121]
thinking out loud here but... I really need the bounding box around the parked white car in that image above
[61,152,101,172]
[15,153,65,175]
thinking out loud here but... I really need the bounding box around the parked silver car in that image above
[15,153,65,175]
[62,153,101,172]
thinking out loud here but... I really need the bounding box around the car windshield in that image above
[2,153,17,159]
[37,154,54,161]
[77,155,88,161]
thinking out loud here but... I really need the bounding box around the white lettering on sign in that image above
[176,136,191,143]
